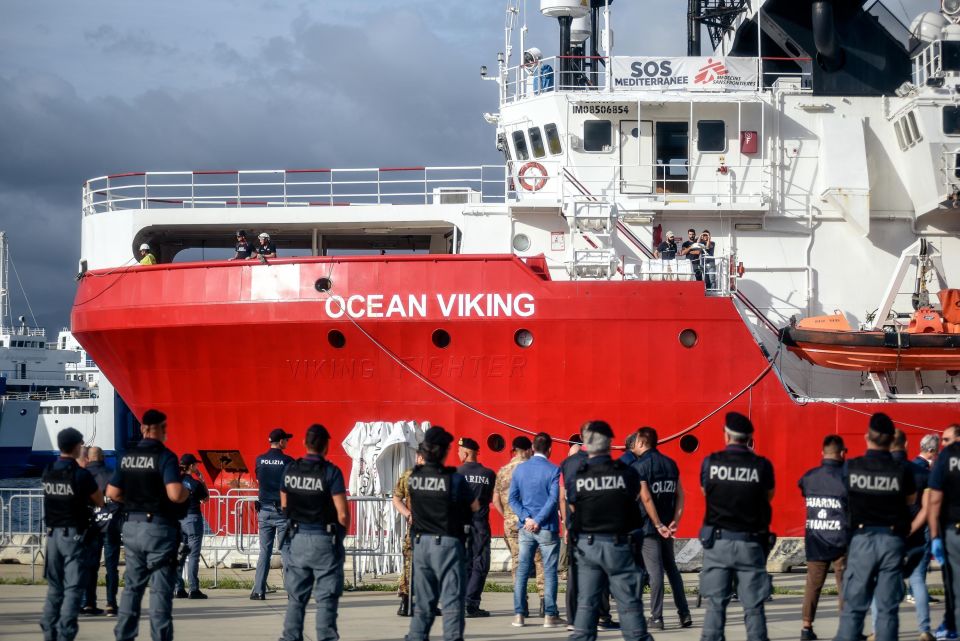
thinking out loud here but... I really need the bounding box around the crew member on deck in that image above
[231,230,255,260]
[279,424,350,641]
[138,243,156,265]
[834,413,916,641]
[107,409,188,641]
[175,453,209,600]
[456,437,496,618]
[252,232,277,259]
[567,421,651,641]
[252,428,295,600]
[699,412,775,641]
[405,426,478,641]
[40,427,104,641]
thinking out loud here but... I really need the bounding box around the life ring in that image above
[518,162,549,191]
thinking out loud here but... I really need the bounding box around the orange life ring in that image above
[518,162,549,191]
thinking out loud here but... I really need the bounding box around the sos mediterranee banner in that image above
[611,57,759,92]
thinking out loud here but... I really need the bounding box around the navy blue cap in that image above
[725,412,754,435]
[180,453,199,467]
[269,428,294,443]
[458,437,480,452]
[141,409,166,427]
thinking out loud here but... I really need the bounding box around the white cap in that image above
[139,243,150,251]
[666,230,675,238]
[258,232,270,239]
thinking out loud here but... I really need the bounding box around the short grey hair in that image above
[583,429,611,455]
[724,427,751,445]
[920,434,941,453]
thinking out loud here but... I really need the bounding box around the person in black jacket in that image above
[40,428,104,641]
[174,453,209,600]
[252,428,295,600]
[79,446,115,617]
[798,435,847,641]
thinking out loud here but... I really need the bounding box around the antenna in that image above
[0,232,9,328]
[689,0,750,55]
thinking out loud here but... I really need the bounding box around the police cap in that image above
[724,411,754,435]
[180,453,199,467]
[57,427,84,453]
[269,428,294,443]
[869,412,895,436]
[511,436,532,451]
[141,409,166,427]
[422,425,454,448]
[458,437,480,452]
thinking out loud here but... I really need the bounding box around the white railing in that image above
[83,166,509,216]
[0,326,46,337]
[3,389,98,401]
[943,148,960,192]
[621,255,736,296]
[914,40,943,88]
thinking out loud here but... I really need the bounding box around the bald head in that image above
[87,446,104,462]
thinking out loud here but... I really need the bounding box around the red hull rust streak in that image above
[71,254,960,538]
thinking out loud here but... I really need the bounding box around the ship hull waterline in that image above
[71,254,960,538]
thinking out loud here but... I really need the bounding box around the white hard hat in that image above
[258,232,270,239]
[523,47,543,66]
[139,243,150,251]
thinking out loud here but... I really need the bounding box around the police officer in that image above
[699,411,775,641]
[928,425,960,640]
[405,425,479,641]
[933,424,960,641]
[106,409,188,641]
[252,427,295,600]
[81,446,114,616]
[279,424,350,641]
[834,413,916,641]
[455,437,496,618]
[40,428,104,641]
[566,420,651,641]
[798,435,848,641]
[174,453,209,599]
[632,426,692,630]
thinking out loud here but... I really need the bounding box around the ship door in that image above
[620,120,653,194]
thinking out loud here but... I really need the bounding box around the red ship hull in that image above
[71,255,960,538]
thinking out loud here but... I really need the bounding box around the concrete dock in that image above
[0,569,945,640]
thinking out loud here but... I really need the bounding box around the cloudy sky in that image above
[0,0,930,333]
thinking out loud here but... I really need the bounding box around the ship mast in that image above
[0,231,10,328]
[688,0,750,55]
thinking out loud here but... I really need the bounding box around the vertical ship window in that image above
[900,116,915,147]
[697,120,726,152]
[512,131,530,161]
[544,123,563,155]
[894,120,907,150]
[528,127,546,158]
[944,106,960,136]
[907,111,922,143]
[583,120,612,152]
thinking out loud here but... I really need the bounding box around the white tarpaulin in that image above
[611,57,759,92]
[341,420,426,578]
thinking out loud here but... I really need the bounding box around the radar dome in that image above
[911,12,949,44]
[944,23,960,41]
[541,0,590,19]
[571,14,591,42]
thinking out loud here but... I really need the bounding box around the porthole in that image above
[19,409,26,416]
[679,434,699,453]
[315,277,333,292]
[513,233,531,252]
[487,434,506,452]
[679,329,698,348]
[514,329,534,348]
[432,329,451,349]
[328,329,346,349]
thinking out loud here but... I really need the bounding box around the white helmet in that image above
[523,47,543,67]
[258,232,270,239]
[139,243,150,251]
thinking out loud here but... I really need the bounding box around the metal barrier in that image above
[0,487,406,588]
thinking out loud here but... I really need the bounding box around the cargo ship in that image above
[71,0,960,538]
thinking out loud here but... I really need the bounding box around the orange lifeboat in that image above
[780,289,960,372]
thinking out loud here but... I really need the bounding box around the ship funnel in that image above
[812,0,844,71]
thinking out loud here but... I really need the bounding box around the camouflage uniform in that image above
[394,468,414,598]
[495,455,544,597]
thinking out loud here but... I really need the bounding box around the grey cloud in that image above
[84,24,177,58]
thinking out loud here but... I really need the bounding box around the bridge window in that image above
[944,106,960,136]
[544,124,563,155]
[512,131,530,161]
[894,120,907,150]
[697,120,726,152]
[528,127,546,159]
[906,111,922,144]
[583,120,612,152]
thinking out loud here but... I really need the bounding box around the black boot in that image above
[397,597,409,617]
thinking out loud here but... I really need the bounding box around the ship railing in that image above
[3,389,99,402]
[553,162,768,208]
[942,147,960,192]
[914,39,943,89]
[0,326,46,337]
[82,166,510,216]
[501,55,609,104]
[620,255,736,295]
[761,57,813,92]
